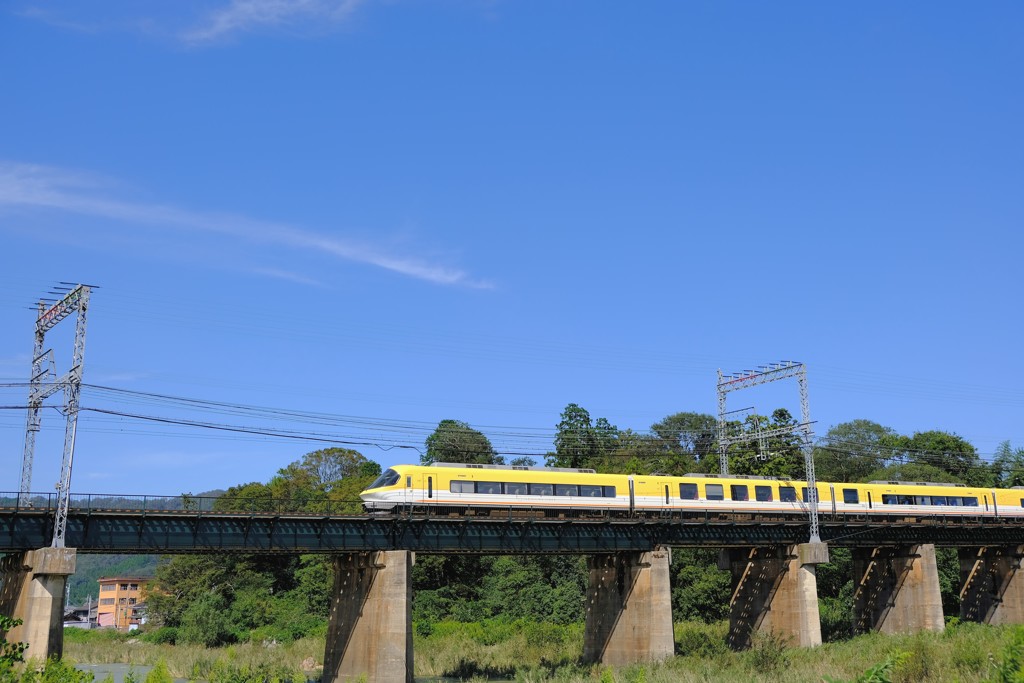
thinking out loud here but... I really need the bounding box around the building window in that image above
[100,598,115,605]
[101,584,115,592]
[119,584,129,591]
[129,584,138,591]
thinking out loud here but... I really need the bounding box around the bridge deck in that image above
[1,508,1022,553]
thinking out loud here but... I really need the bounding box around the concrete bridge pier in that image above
[0,547,77,662]
[959,545,1024,625]
[720,543,829,650]
[582,549,675,666]
[322,551,413,683]
[852,544,944,635]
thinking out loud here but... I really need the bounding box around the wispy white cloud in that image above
[0,161,493,289]
[182,0,365,44]
[248,267,327,288]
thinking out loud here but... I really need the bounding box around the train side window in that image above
[779,486,797,502]
[505,482,528,495]
[406,476,411,488]
[882,494,897,504]
[603,486,617,498]
[580,485,602,497]
[755,486,773,502]
[843,489,859,504]
[897,495,912,505]
[931,496,947,505]
[963,496,979,507]
[706,484,724,501]
[477,481,502,495]
[915,496,931,505]
[731,485,749,501]
[555,484,578,496]
[680,483,698,500]
[450,481,474,494]
[947,497,961,506]
[530,483,554,496]
[1021,498,1024,508]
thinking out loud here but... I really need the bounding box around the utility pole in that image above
[716,361,820,543]
[19,283,93,547]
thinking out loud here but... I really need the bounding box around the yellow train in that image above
[361,462,1024,518]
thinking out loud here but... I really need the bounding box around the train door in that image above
[867,491,873,510]
[628,477,635,515]
[992,491,999,517]
[403,475,412,506]
[418,474,435,504]
[829,485,837,514]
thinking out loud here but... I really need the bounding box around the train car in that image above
[361,462,630,513]
[361,462,1019,520]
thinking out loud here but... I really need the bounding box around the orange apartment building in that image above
[96,576,149,630]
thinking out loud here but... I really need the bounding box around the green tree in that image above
[423,419,502,465]
[0,615,26,666]
[814,420,899,483]
[727,409,804,478]
[993,441,1024,487]
[892,431,986,485]
[671,549,731,622]
[214,481,276,513]
[862,462,964,484]
[178,592,234,646]
[650,411,718,468]
[548,403,621,469]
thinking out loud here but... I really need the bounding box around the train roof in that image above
[432,462,597,474]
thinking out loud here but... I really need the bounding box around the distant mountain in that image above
[69,554,161,605]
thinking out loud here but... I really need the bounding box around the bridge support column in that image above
[852,544,944,635]
[720,543,828,650]
[0,547,77,663]
[959,545,1024,625]
[322,551,413,683]
[582,549,674,667]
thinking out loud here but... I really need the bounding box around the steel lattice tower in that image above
[19,284,92,547]
[716,361,820,543]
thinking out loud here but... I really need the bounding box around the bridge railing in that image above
[0,493,1020,528]
[0,492,369,515]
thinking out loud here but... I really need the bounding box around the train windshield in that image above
[368,468,401,489]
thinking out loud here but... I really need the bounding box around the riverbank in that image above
[63,620,1024,682]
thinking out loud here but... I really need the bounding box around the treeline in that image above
[142,404,1024,647]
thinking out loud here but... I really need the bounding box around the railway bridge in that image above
[2,494,1024,682]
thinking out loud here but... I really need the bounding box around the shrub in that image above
[141,627,177,645]
[143,660,172,683]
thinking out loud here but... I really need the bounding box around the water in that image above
[76,663,187,683]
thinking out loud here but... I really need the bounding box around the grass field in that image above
[61,619,1024,682]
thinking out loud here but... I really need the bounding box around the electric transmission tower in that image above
[716,361,820,543]
[19,283,93,548]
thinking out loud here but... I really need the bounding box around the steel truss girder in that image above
[3,510,1023,554]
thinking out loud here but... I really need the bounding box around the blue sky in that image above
[1,1,1021,496]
